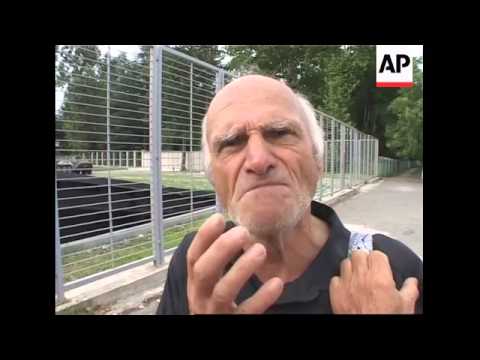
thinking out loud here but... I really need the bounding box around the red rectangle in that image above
[376,82,414,88]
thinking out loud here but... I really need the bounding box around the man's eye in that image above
[219,136,245,152]
[224,137,243,147]
[267,128,292,139]
[274,129,289,136]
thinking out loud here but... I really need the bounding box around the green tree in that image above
[153,46,222,169]
[225,45,340,104]
[385,57,423,160]
[106,51,150,152]
[56,45,105,153]
[225,45,366,121]
[56,46,151,158]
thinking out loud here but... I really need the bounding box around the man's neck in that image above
[246,210,330,284]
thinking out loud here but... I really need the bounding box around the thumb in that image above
[399,277,419,313]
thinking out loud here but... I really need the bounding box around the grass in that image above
[92,168,372,194]
[62,214,210,283]
[92,168,213,191]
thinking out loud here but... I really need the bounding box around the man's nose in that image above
[244,133,276,175]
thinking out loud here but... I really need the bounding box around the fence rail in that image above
[55,45,418,304]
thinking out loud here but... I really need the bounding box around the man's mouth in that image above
[242,183,287,198]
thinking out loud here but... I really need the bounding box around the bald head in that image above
[206,75,300,122]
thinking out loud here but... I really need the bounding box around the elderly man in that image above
[157,75,423,314]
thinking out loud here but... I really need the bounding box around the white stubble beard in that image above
[227,188,312,238]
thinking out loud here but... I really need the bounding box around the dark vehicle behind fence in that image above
[56,156,93,175]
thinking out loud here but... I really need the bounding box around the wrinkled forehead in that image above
[206,77,303,140]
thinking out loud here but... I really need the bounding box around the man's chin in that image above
[229,193,311,235]
[230,207,295,236]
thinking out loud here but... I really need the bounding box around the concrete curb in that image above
[322,177,382,207]
[56,256,171,315]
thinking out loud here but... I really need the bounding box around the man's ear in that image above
[206,166,215,186]
[315,152,323,175]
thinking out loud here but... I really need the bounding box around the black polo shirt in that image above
[157,201,423,314]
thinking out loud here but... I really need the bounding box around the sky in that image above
[56,45,423,111]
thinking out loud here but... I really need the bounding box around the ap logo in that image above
[376,45,416,88]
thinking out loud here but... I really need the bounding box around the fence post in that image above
[375,140,379,176]
[330,119,335,197]
[368,135,373,178]
[55,176,65,305]
[356,133,360,182]
[350,128,356,186]
[318,113,324,201]
[349,127,353,188]
[150,46,164,266]
[362,136,366,181]
[372,139,375,177]
[106,46,114,263]
[363,136,366,180]
[215,69,225,213]
[357,136,360,180]
[365,137,368,178]
[126,151,129,168]
[187,62,195,217]
[363,135,368,180]
[133,151,136,168]
[370,138,373,177]
[340,124,345,190]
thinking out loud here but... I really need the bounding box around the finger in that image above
[367,250,394,278]
[350,250,369,274]
[192,226,251,293]
[339,258,352,280]
[211,243,267,307]
[187,213,225,269]
[329,276,343,313]
[329,276,342,294]
[236,277,284,314]
[399,277,419,312]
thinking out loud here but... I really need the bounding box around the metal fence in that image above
[378,157,420,177]
[56,45,153,303]
[315,110,378,201]
[55,45,413,304]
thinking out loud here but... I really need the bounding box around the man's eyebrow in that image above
[261,119,302,133]
[211,119,302,151]
[212,128,246,151]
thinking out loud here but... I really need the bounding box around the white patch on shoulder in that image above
[348,232,373,257]
[345,224,390,237]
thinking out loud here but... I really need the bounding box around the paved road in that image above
[332,168,423,259]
